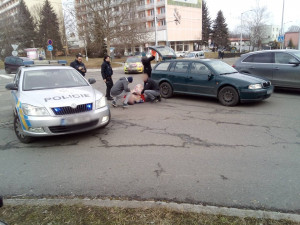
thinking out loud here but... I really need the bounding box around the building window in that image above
[150,9,154,15]
[160,7,165,14]
[161,19,166,26]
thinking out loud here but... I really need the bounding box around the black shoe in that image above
[123,103,129,108]
[107,97,114,101]
[157,95,161,102]
[112,101,117,107]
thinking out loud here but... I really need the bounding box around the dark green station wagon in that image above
[150,46,274,106]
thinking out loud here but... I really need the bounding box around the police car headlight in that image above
[22,104,50,116]
[96,96,107,109]
[248,84,263,89]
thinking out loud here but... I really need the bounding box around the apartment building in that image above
[0,0,63,20]
[74,0,202,54]
[260,25,280,44]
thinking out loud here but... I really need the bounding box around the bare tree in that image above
[243,2,269,50]
[287,25,300,32]
[75,0,149,56]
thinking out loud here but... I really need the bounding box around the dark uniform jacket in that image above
[101,61,113,81]
[70,60,87,76]
[141,55,155,75]
[142,78,159,94]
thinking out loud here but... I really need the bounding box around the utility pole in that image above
[280,0,285,49]
[154,0,158,46]
[240,10,253,53]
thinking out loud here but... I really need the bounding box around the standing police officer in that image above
[101,56,114,100]
[70,54,87,76]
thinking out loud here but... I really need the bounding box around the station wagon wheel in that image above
[5,68,11,74]
[14,116,33,143]
[218,86,239,106]
[160,82,173,98]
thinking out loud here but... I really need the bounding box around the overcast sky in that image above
[206,0,300,32]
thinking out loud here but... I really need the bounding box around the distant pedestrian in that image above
[101,56,114,101]
[221,49,225,59]
[218,49,221,59]
[141,50,156,77]
[141,74,161,103]
[70,53,87,76]
[111,77,133,108]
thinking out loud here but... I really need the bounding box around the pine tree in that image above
[38,0,62,54]
[211,10,229,48]
[14,0,37,49]
[202,0,211,46]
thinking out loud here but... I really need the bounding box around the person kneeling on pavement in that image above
[111,77,133,108]
[141,74,161,103]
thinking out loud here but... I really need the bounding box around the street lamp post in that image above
[240,10,253,53]
[280,0,285,49]
[154,0,158,46]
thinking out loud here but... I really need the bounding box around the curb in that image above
[4,198,300,222]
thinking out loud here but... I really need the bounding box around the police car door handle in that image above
[274,67,280,70]
[249,66,255,69]
[188,76,193,79]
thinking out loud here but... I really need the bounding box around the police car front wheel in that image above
[14,116,33,143]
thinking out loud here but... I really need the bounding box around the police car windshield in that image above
[126,57,141,63]
[23,69,89,91]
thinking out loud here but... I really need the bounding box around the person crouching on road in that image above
[141,74,161,103]
[70,53,87,76]
[111,77,133,108]
[101,56,114,101]
[141,50,156,77]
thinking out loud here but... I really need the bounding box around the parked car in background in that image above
[185,51,205,59]
[149,46,273,107]
[5,56,34,74]
[5,63,110,143]
[124,56,143,74]
[175,51,188,58]
[233,50,300,89]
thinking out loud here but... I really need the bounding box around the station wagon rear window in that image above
[155,62,171,71]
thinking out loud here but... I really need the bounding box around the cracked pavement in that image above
[0,64,300,214]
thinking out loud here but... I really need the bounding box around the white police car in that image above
[5,63,110,143]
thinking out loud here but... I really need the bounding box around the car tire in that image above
[160,82,173,98]
[5,68,11,74]
[218,86,239,106]
[14,116,33,143]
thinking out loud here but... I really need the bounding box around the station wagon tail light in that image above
[232,64,236,68]
[248,84,263,89]
[22,104,50,116]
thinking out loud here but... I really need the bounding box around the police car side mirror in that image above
[289,59,300,66]
[5,83,18,90]
[88,78,96,84]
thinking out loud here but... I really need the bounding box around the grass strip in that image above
[0,204,298,225]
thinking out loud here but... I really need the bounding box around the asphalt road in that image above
[0,60,300,214]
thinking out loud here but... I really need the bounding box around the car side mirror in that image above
[208,73,214,80]
[289,59,300,66]
[5,83,18,90]
[88,78,96,84]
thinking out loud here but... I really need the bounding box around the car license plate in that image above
[61,116,91,125]
[267,89,273,95]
